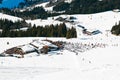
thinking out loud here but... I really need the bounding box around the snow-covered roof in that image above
[21,44,35,52]
[49,44,58,48]
[31,40,58,49]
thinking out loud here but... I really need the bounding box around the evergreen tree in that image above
[111,22,120,35]
[0,23,77,38]
[66,27,77,39]
[57,23,67,37]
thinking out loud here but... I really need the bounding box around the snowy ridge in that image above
[0,13,22,22]
[35,2,54,11]
[20,2,54,12]
[64,0,73,3]
[50,0,73,3]
[20,0,73,12]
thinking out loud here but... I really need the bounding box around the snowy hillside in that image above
[35,2,53,11]
[20,2,53,12]
[25,11,120,38]
[0,13,22,22]
[50,0,73,3]
[1,10,119,38]
[20,0,73,12]
[56,11,120,36]
[1,10,120,38]
[74,11,120,31]
[26,18,62,27]
[64,0,73,3]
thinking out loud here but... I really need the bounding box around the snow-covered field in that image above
[26,18,62,27]
[0,36,120,80]
[0,13,22,22]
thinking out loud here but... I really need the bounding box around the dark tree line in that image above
[0,22,77,38]
[18,0,47,8]
[0,7,50,19]
[0,19,29,30]
[18,7,48,19]
[53,2,70,11]
[0,7,62,20]
[111,22,120,35]
[53,0,120,14]
[1,0,120,20]
[66,27,77,39]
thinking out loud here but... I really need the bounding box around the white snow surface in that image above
[0,13,22,22]
[26,18,62,27]
[64,0,73,3]
[74,11,120,31]
[35,2,54,11]
[21,44,35,52]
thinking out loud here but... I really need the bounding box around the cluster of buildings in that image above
[0,39,63,58]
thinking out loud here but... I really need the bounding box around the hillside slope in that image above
[0,10,120,38]
[0,13,22,22]
[25,11,120,37]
